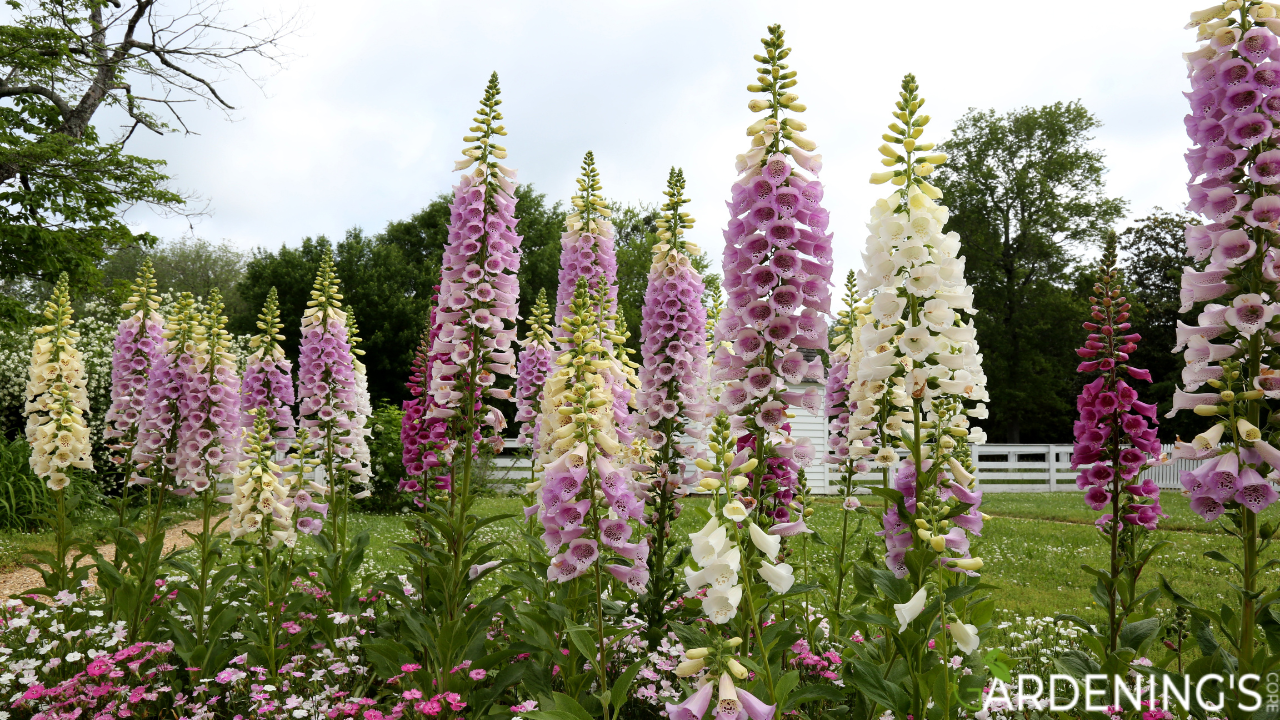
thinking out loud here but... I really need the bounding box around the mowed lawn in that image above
[1,491,1258,651]
[309,491,1254,628]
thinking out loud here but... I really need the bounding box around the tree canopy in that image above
[0,0,293,321]
[935,101,1126,443]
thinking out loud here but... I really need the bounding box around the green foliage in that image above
[0,436,98,531]
[0,0,289,322]
[935,101,1127,442]
[0,435,54,531]
[358,404,412,514]
[101,238,248,317]
[0,108,173,321]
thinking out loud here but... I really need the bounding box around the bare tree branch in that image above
[0,0,301,189]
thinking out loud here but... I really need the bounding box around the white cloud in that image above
[114,0,1196,288]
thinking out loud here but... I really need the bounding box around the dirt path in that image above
[0,516,222,599]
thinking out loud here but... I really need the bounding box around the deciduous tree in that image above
[935,101,1126,442]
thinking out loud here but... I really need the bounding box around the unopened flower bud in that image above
[675,658,706,677]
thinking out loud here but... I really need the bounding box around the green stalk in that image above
[1242,330,1263,667]
[730,520,778,714]
[832,494,850,626]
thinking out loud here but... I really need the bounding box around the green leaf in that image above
[567,627,600,671]
[1118,617,1160,652]
[667,621,710,649]
[847,659,907,715]
[781,684,844,711]
[1052,649,1099,680]
[773,670,800,705]
[610,660,644,714]
[1203,550,1241,571]
[982,649,1013,684]
[969,598,995,627]
[523,711,583,720]
[552,692,596,720]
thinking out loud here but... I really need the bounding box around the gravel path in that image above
[0,517,221,599]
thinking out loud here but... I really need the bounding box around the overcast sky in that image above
[114,0,1197,286]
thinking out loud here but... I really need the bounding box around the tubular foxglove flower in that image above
[229,409,293,548]
[636,168,713,643]
[537,280,650,702]
[1177,3,1280,508]
[1070,235,1165,537]
[537,280,647,585]
[712,25,832,535]
[25,274,92,491]
[849,77,994,714]
[132,293,200,488]
[825,272,880,483]
[431,73,523,474]
[400,300,453,502]
[1172,8,1280,668]
[104,261,165,484]
[173,290,242,495]
[516,288,555,450]
[855,76,987,581]
[346,313,373,498]
[241,287,296,454]
[893,586,928,633]
[292,250,360,551]
[949,619,981,655]
[550,152,640,453]
[639,167,710,479]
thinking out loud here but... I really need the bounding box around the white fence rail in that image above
[486,441,1188,495]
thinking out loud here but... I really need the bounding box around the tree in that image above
[1120,208,1193,442]
[231,237,327,365]
[102,237,247,315]
[0,0,294,313]
[934,101,1127,443]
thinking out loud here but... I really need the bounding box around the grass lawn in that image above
[321,491,1255,630]
[3,490,1260,665]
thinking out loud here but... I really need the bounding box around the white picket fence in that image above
[488,439,1189,495]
